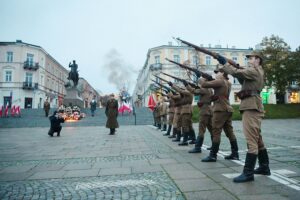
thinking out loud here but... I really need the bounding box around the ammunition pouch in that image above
[236,90,260,100]
[197,102,204,107]
[197,102,210,108]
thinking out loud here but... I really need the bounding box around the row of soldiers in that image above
[152,52,271,183]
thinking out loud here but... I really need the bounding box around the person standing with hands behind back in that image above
[105,94,119,135]
[90,96,97,117]
[44,99,50,117]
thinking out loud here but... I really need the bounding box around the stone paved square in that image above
[0,119,300,199]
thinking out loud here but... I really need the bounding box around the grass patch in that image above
[192,103,300,122]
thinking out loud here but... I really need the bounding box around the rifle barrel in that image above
[175,38,243,69]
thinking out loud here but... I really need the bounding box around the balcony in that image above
[22,82,38,90]
[23,61,39,70]
[149,63,162,71]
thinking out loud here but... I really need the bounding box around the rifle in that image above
[161,72,200,89]
[152,84,169,94]
[175,38,243,69]
[151,80,176,94]
[165,58,214,81]
[153,74,169,83]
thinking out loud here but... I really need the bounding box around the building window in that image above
[5,71,12,82]
[27,53,34,66]
[193,56,199,66]
[6,52,13,62]
[40,75,44,85]
[155,56,160,64]
[174,55,180,63]
[232,57,238,63]
[174,71,180,83]
[25,72,33,84]
[206,56,211,65]
[244,57,248,66]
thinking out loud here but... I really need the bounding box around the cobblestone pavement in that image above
[0,119,300,199]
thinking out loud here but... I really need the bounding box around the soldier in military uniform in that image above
[163,93,175,136]
[186,78,213,153]
[169,82,195,146]
[105,94,119,135]
[200,71,239,162]
[155,102,161,130]
[159,97,168,131]
[218,53,270,183]
[43,99,50,117]
[168,92,182,141]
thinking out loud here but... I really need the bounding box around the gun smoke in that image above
[103,49,134,92]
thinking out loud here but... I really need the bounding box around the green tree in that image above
[259,35,292,103]
[287,46,300,85]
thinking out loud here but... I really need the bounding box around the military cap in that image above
[245,52,263,61]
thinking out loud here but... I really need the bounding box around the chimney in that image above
[208,44,211,48]
[200,44,204,47]
[231,46,236,49]
[16,40,22,43]
[168,41,172,46]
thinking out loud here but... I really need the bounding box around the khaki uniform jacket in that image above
[172,85,193,114]
[201,78,233,113]
[164,97,175,113]
[159,101,168,116]
[168,93,182,114]
[186,84,213,116]
[222,64,264,113]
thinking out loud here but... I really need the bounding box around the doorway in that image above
[24,97,32,109]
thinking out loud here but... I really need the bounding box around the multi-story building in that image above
[78,77,100,108]
[132,42,276,107]
[0,40,69,109]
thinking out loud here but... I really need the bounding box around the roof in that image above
[0,40,68,72]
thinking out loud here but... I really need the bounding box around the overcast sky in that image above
[1,0,300,94]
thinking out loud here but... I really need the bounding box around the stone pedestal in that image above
[63,88,84,108]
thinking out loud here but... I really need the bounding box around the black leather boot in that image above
[164,125,172,136]
[225,140,239,160]
[172,129,181,142]
[189,136,203,153]
[254,149,271,175]
[188,129,196,144]
[178,131,188,146]
[233,153,257,183]
[162,124,167,131]
[109,128,115,135]
[202,142,219,162]
[157,123,161,130]
[207,135,213,150]
[168,127,176,138]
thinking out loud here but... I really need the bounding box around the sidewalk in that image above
[0,121,299,199]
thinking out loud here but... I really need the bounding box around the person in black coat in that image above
[48,111,65,137]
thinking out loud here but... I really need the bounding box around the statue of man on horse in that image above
[68,60,79,87]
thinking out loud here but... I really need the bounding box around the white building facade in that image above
[0,40,69,109]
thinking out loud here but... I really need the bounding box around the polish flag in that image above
[0,105,3,117]
[11,105,15,117]
[15,106,21,117]
[147,94,156,111]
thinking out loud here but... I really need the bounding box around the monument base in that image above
[63,88,84,108]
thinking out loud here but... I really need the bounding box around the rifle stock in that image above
[175,38,243,69]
